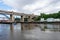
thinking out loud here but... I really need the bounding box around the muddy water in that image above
[0,23,60,40]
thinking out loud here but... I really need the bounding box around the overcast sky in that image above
[0,0,60,15]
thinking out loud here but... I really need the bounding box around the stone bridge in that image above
[0,10,38,30]
[0,10,38,22]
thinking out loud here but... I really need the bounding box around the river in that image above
[0,23,60,40]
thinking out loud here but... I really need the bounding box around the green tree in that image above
[33,11,60,21]
[15,18,20,22]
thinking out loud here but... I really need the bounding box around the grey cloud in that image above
[1,0,60,15]
[12,0,37,7]
[33,0,60,14]
[19,0,36,5]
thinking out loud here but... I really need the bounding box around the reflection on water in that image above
[0,23,60,40]
[40,24,60,32]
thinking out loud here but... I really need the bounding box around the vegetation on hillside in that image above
[34,11,60,21]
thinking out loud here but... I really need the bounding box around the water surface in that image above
[0,23,60,40]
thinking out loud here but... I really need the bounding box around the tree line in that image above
[34,11,60,21]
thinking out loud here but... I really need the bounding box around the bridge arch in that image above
[0,13,10,19]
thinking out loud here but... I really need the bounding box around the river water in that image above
[0,23,60,40]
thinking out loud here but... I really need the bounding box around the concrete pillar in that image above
[21,16,25,22]
[28,16,32,22]
[10,14,14,22]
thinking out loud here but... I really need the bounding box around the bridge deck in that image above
[0,10,38,17]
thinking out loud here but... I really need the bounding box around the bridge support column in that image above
[21,16,25,22]
[10,14,14,22]
[28,16,32,22]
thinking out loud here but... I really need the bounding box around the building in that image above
[47,18,60,22]
[40,18,46,22]
[40,18,60,22]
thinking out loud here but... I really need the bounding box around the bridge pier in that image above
[10,14,14,22]
[28,16,32,22]
[21,16,25,22]
[20,15,33,22]
[10,14,14,31]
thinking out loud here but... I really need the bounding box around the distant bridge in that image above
[0,10,38,30]
[0,10,38,22]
